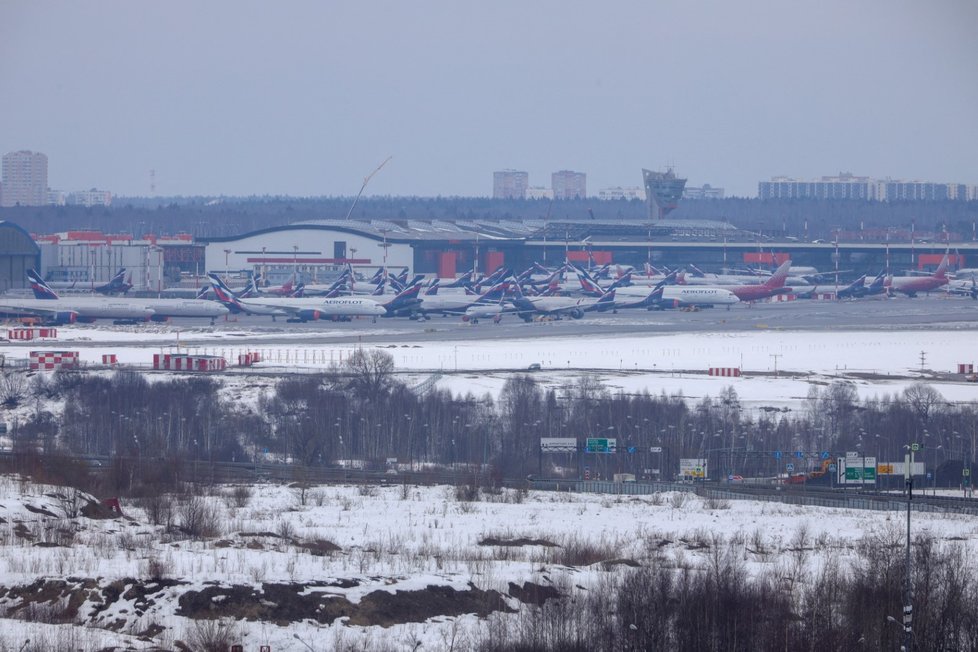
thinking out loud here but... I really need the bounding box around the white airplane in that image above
[0,271,158,324]
[614,284,740,309]
[22,271,230,323]
[577,269,740,308]
[412,282,511,318]
[509,284,617,321]
[208,273,386,322]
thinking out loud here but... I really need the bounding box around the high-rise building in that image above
[683,184,724,200]
[551,170,586,199]
[758,172,976,201]
[642,168,686,220]
[493,170,528,199]
[597,186,645,201]
[1,150,48,207]
[67,189,112,207]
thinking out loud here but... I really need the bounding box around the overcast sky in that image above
[2,1,976,199]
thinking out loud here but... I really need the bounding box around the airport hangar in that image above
[199,218,978,282]
[0,221,41,292]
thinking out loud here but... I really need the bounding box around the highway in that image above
[4,451,974,516]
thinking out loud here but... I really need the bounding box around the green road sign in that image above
[585,438,616,453]
[845,466,876,482]
[964,469,971,477]
[911,443,921,452]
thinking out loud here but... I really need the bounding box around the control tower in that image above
[642,168,687,220]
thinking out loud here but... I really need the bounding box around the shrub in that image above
[186,618,240,652]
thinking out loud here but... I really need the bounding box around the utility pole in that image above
[903,445,915,650]
[770,353,782,378]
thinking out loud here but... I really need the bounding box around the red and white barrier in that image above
[153,354,227,372]
[29,350,79,371]
[708,367,742,377]
[102,354,118,365]
[237,351,262,366]
[9,328,58,340]
[958,363,974,374]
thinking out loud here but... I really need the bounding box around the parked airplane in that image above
[726,260,793,301]
[0,270,158,324]
[294,269,354,297]
[508,284,616,321]
[94,268,133,295]
[412,282,512,318]
[162,275,260,300]
[945,274,978,299]
[582,269,739,309]
[833,272,887,300]
[28,270,228,323]
[208,273,386,322]
[886,256,949,297]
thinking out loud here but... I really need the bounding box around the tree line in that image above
[3,195,975,241]
[3,349,976,492]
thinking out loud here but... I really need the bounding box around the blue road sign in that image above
[786,463,795,472]
[829,464,837,472]
[821,451,830,460]
[627,446,637,454]
[795,450,804,459]
[773,451,783,460]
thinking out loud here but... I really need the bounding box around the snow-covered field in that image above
[0,476,975,651]
[2,325,975,417]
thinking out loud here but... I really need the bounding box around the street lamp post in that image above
[903,445,914,650]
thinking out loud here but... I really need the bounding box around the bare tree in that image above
[343,348,397,400]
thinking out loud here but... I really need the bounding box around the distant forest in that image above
[1,196,976,241]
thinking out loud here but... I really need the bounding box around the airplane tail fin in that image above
[479,281,511,302]
[207,273,244,312]
[26,269,59,300]
[935,255,949,278]
[575,267,605,296]
[607,271,633,291]
[290,282,305,298]
[595,288,616,306]
[384,281,422,310]
[242,274,261,298]
[765,260,792,288]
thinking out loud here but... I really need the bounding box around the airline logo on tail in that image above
[207,273,245,312]
[26,269,60,300]
[241,274,262,298]
[764,260,792,288]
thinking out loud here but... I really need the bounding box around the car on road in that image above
[527,363,542,371]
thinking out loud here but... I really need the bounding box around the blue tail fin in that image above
[207,273,244,313]
[26,269,59,300]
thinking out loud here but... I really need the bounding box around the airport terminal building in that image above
[199,217,973,283]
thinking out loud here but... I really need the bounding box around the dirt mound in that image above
[479,536,558,547]
[177,581,512,627]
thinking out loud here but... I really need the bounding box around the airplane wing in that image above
[0,302,79,324]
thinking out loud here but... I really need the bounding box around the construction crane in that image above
[344,156,392,221]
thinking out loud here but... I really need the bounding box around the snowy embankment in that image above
[2,327,976,415]
[0,475,975,650]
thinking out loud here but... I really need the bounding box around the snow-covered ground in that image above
[0,476,975,651]
[2,326,974,417]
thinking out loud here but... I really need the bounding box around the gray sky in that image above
[3,0,976,198]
